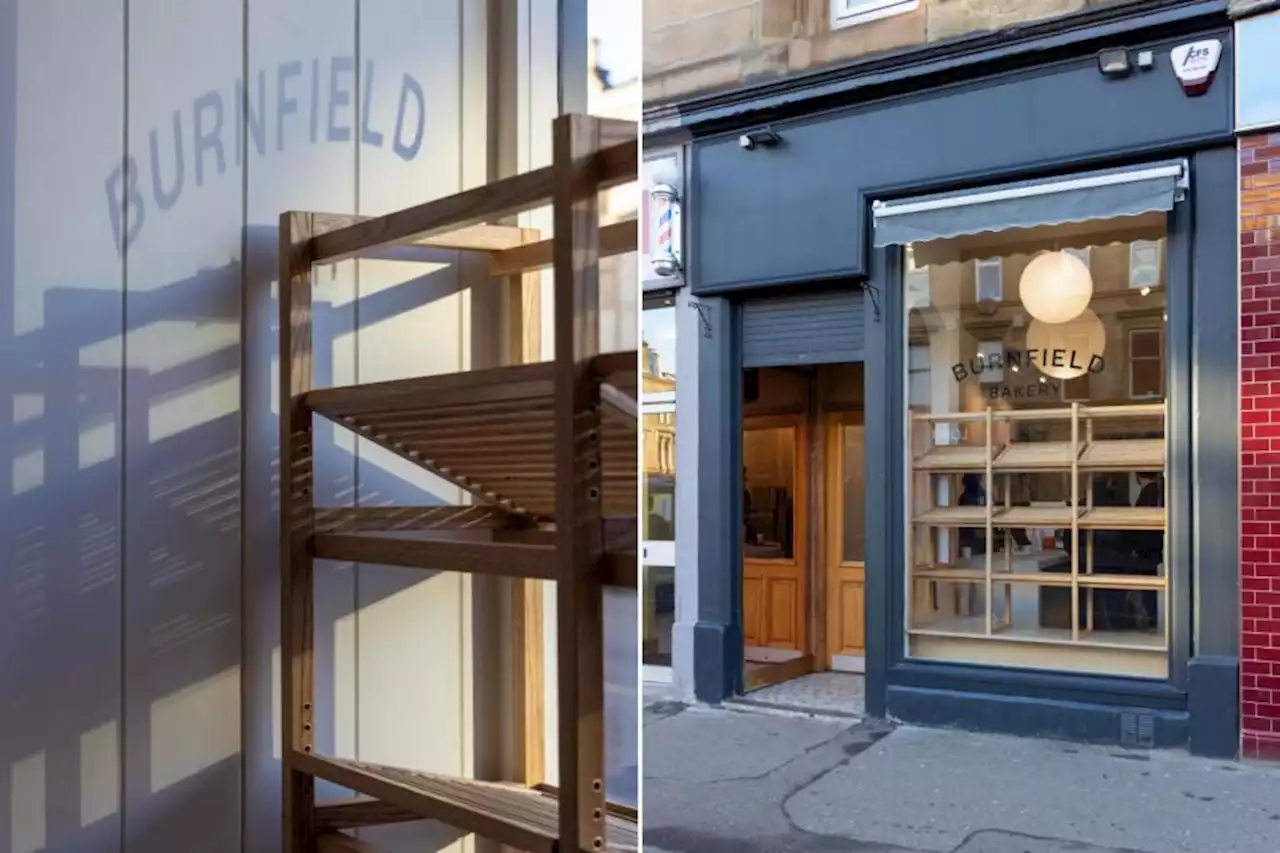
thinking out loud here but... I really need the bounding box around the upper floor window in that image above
[831,0,919,30]
[1129,240,1161,292]
[975,257,1003,304]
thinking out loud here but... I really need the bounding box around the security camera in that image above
[738,128,781,151]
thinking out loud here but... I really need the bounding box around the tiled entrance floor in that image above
[741,671,865,717]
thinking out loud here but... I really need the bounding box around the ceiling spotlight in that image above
[1098,48,1132,78]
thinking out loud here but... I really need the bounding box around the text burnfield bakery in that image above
[951,347,1106,399]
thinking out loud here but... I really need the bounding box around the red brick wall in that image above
[1241,131,1280,762]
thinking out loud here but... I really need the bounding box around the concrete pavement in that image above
[642,689,1280,853]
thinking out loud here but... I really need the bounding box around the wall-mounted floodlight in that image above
[1098,48,1132,78]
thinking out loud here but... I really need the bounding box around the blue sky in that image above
[1239,11,1280,130]
[590,0,640,84]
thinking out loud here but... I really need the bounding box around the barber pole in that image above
[648,183,682,277]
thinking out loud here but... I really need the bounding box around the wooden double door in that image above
[742,408,867,674]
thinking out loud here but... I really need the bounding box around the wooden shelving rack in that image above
[908,403,1167,651]
[278,114,639,853]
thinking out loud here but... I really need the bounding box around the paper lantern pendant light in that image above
[1025,308,1106,381]
[1019,251,1094,325]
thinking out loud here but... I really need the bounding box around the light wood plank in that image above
[312,505,517,534]
[312,212,529,251]
[310,138,636,263]
[315,799,421,831]
[490,218,637,276]
[514,578,546,786]
[279,211,316,853]
[294,752,559,853]
[311,534,558,579]
[302,361,555,413]
[553,113,608,853]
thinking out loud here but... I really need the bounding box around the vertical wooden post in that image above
[1069,402,1080,643]
[504,227,543,366]
[279,211,317,853]
[552,113,606,852]
[983,408,993,636]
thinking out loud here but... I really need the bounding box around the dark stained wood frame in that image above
[279,113,638,853]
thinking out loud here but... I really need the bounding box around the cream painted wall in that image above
[0,1,565,852]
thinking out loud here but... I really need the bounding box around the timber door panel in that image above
[742,415,807,653]
[742,575,763,646]
[825,411,866,670]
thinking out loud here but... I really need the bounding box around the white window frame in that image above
[831,0,919,31]
[907,343,931,408]
[1129,240,1162,291]
[974,257,1003,303]
[1060,372,1092,402]
[1065,246,1091,268]
[976,341,1004,384]
[1128,327,1165,399]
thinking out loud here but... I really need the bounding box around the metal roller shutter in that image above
[741,289,866,368]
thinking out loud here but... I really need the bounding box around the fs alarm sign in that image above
[1170,39,1222,96]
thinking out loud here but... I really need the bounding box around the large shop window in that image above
[879,163,1181,680]
[643,299,677,673]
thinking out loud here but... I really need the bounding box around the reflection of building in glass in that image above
[643,342,675,475]
[643,341,675,540]
[905,219,1169,682]
[590,37,639,352]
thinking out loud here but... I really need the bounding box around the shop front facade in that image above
[643,0,1241,757]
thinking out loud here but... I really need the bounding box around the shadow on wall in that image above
[0,227,638,853]
[0,224,468,852]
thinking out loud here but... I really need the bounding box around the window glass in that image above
[842,426,866,563]
[643,565,675,668]
[904,214,1168,680]
[642,302,677,675]
[743,427,797,560]
[643,413,676,541]
[643,304,676,395]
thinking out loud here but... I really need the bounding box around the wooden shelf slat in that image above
[315,799,421,831]
[313,506,517,534]
[908,626,1167,653]
[310,214,530,252]
[308,530,634,586]
[913,445,991,471]
[994,506,1079,527]
[1078,438,1165,470]
[294,753,637,853]
[309,138,637,264]
[992,441,1078,471]
[913,506,990,526]
[909,568,987,582]
[1079,506,1165,530]
[1077,573,1166,589]
[911,568,1164,590]
[491,218,637,276]
[311,533,558,579]
[302,354,636,521]
[302,362,556,415]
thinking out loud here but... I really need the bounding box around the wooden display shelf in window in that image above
[279,114,639,853]
[907,402,1168,660]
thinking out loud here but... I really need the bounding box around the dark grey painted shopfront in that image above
[657,0,1240,757]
